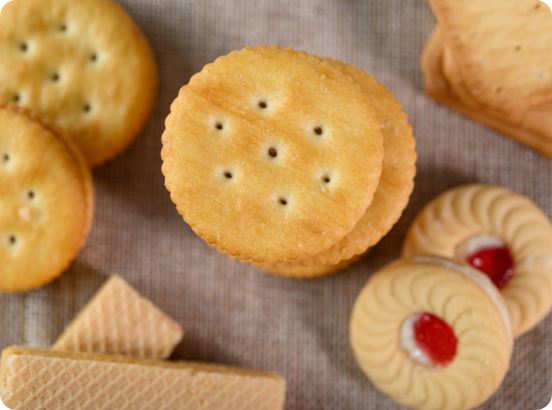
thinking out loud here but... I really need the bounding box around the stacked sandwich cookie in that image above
[350,184,552,410]
[162,46,416,278]
[421,0,552,158]
[0,275,286,410]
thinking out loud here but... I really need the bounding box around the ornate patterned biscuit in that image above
[403,184,552,337]
[350,257,512,410]
[0,106,94,292]
[0,0,158,167]
[421,28,552,159]
[52,275,184,359]
[427,0,552,112]
[162,46,384,264]
[259,60,416,276]
[0,347,286,410]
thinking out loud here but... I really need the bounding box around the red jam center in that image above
[466,246,514,289]
[413,313,457,366]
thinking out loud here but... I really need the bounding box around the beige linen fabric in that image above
[0,1,551,409]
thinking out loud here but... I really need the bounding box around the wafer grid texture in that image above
[0,1,551,409]
[52,276,184,359]
[1,353,285,410]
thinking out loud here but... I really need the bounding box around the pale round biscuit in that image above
[266,59,416,272]
[403,184,552,337]
[162,46,384,263]
[0,106,93,292]
[350,257,512,410]
[0,0,158,167]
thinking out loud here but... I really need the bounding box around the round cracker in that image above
[269,60,416,273]
[162,46,384,263]
[0,107,93,292]
[0,0,158,167]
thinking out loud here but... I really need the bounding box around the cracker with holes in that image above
[0,105,93,292]
[256,59,417,277]
[0,0,158,167]
[162,46,384,264]
[427,0,552,113]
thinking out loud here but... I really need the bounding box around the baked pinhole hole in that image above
[83,103,92,113]
[52,72,60,82]
[224,171,233,179]
[13,94,20,103]
[515,45,522,52]
[19,42,28,52]
[322,175,331,184]
[27,190,35,200]
[90,53,98,63]
[59,24,68,32]
[2,153,9,163]
[278,197,288,206]
[314,126,323,136]
[8,235,16,246]
[268,147,277,158]
[258,101,267,109]
[215,122,224,131]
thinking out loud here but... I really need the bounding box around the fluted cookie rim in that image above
[402,183,552,337]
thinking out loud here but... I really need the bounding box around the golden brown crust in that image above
[350,258,512,410]
[0,107,92,292]
[0,0,159,167]
[162,46,384,263]
[421,27,552,159]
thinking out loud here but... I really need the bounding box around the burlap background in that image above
[1,1,551,409]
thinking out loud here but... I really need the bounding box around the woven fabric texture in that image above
[1,1,551,409]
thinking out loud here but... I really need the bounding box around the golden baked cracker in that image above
[52,275,184,359]
[0,0,158,167]
[427,0,552,112]
[0,106,93,292]
[0,347,286,410]
[421,28,552,158]
[162,46,384,264]
[257,60,416,274]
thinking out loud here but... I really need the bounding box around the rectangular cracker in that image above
[0,347,286,410]
[52,275,184,360]
[421,27,552,159]
[428,0,552,112]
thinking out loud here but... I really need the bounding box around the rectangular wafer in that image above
[0,347,286,410]
[52,275,184,360]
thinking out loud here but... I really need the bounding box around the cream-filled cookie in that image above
[350,257,512,410]
[403,184,552,336]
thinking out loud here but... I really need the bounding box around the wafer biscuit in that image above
[52,275,184,359]
[162,46,384,263]
[428,0,552,112]
[0,0,158,167]
[0,347,286,410]
[0,105,93,292]
[421,28,552,158]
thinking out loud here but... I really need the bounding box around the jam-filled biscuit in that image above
[0,0,158,166]
[350,257,512,410]
[403,184,552,337]
[162,46,384,264]
[0,106,94,292]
